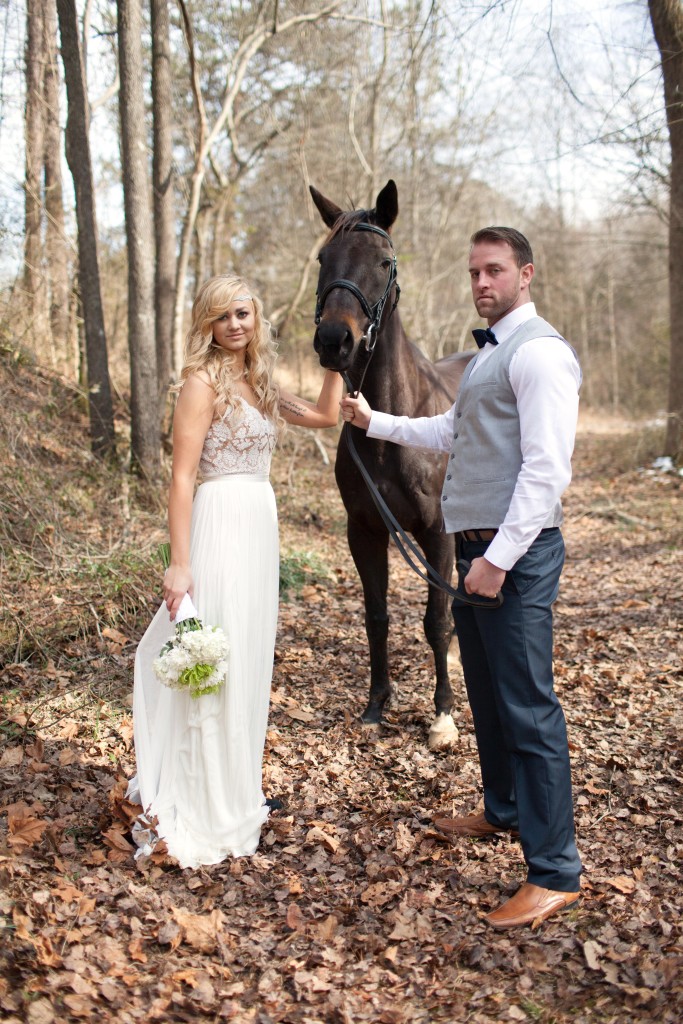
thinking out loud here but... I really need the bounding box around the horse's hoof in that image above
[360,703,385,727]
[428,713,459,751]
[360,719,381,732]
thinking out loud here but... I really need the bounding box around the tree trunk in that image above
[151,0,175,425]
[24,0,49,354]
[648,0,683,458]
[56,0,115,457]
[43,0,71,371]
[118,0,159,476]
[211,189,234,276]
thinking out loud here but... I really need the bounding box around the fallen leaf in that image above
[52,880,84,903]
[315,914,338,942]
[0,746,23,768]
[8,815,48,848]
[388,915,416,941]
[62,994,93,1018]
[606,875,637,894]
[157,920,182,949]
[102,626,130,646]
[24,736,44,761]
[584,940,604,970]
[172,907,224,953]
[286,707,315,723]
[26,998,55,1024]
[102,827,134,853]
[128,937,148,963]
[285,903,307,931]
[306,825,339,853]
[361,881,402,908]
[31,934,62,968]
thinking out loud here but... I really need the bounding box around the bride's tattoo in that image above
[280,397,307,418]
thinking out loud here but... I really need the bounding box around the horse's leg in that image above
[347,517,391,724]
[414,528,459,750]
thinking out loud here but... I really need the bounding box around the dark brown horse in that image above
[310,180,475,747]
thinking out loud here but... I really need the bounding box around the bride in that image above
[128,274,342,868]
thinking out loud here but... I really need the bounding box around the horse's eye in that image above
[381,259,392,269]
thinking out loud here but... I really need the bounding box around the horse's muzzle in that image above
[313,321,356,370]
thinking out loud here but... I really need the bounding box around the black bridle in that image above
[314,222,401,373]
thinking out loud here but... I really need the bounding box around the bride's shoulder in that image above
[175,372,216,423]
[185,369,213,390]
[178,371,216,401]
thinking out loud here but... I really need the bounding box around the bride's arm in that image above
[164,374,215,620]
[279,370,343,428]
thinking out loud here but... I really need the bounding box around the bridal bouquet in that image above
[153,544,230,699]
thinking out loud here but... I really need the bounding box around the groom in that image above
[340,226,583,929]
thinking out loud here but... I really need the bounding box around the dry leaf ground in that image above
[0,354,681,1023]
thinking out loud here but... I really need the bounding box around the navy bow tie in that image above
[472,327,498,349]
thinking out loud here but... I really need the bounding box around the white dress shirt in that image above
[367,302,581,570]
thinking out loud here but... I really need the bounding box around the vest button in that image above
[453,433,458,439]
[449,454,455,460]
[457,412,462,418]
[442,495,447,502]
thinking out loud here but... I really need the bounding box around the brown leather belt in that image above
[460,529,498,542]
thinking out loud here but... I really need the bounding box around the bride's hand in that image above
[163,564,194,621]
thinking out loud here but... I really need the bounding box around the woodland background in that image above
[0,1,682,1022]
[1,0,682,469]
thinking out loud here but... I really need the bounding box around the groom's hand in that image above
[464,557,506,601]
[340,392,372,429]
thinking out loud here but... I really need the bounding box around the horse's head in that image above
[310,180,399,372]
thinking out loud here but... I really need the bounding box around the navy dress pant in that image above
[452,528,582,892]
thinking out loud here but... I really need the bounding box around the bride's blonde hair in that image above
[177,274,281,424]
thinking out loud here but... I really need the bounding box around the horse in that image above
[310,179,475,749]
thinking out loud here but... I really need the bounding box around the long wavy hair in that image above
[176,274,281,424]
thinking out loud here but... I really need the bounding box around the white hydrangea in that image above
[153,624,230,698]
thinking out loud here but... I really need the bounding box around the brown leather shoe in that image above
[485,882,581,929]
[433,810,520,839]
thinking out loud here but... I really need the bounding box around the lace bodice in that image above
[199,398,277,477]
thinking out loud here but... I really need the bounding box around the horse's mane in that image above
[324,208,373,245]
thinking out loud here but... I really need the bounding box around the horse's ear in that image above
[374,180,398,232]
[310,186,344,228]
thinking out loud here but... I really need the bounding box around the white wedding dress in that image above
[128,398,279,867]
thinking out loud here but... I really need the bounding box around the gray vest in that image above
[440,316,575,534]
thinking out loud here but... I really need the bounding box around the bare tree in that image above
[117,0,159,476]
[43,0,71,369]
[56,0,115,457]
[171,0,344,371]
[23,0,49,349]
[151,0,175,424]
[648,0,683,458]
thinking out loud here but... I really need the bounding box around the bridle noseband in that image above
[314,222,401,355]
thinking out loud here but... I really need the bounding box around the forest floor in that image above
[0,351,681,1024]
